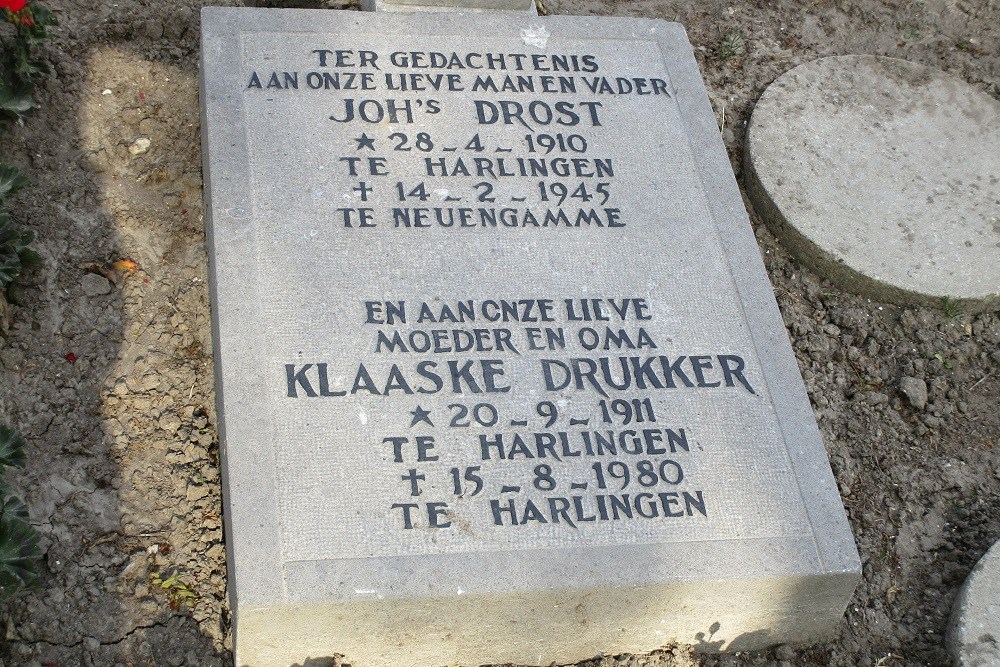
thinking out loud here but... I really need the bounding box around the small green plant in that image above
[717,31,745,62]
[954,39,983,55]
[0,163,37,292]
[940,296,962,319]
[150,570,199,609]
[0,424,40,601]
[933,352,954,370]
[0,0,56,124]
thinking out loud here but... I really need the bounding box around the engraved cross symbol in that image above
[401,468,425,497]
[353,182,373,201]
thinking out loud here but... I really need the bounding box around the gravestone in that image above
[200,8,860,667]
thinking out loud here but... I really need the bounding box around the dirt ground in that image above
[0,0,996,666]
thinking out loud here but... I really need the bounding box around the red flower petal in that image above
[65,353,77,363]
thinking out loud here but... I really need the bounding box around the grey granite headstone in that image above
[200,8,860,667]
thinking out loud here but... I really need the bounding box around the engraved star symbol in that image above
[355,133,376,151]
[409,405,433,428]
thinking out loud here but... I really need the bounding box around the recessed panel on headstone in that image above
[200,8,860,667]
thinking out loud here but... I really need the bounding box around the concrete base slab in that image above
[745,55,1000,313]
[949,540,1000,667]
[242,572,860,666]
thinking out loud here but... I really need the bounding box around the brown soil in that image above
[0,1,997,666]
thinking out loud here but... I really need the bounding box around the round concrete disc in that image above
[948,540,1000,666]
[745,55,1000,312]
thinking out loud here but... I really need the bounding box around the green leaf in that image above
[0,254,22,287]
[0,212,36,288]
[18,247,40,268]
[0,224,23,252]
[0,88,35,116]
[0,511,40,600]
[0,426,26,470]
[14,60,43,84]
[0,222,16,246]
[22,4,57,41]
[1,494,29,524]
[0,165,29,200]
[0,226,28,249]
[0,220,34,252]
[30,3,57,27]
